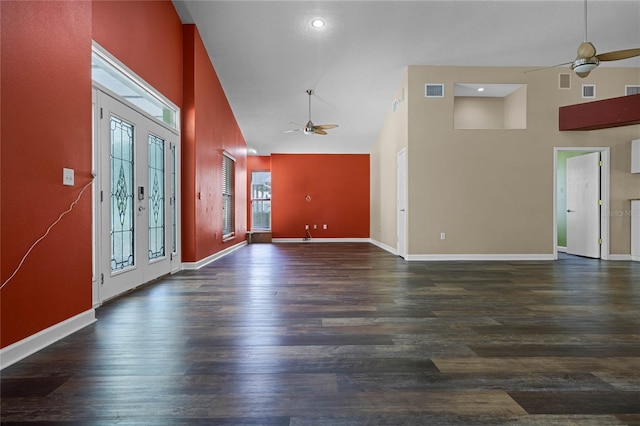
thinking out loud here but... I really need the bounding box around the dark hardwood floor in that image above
[2,243,639,425]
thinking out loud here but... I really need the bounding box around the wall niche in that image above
[453,83,527,130]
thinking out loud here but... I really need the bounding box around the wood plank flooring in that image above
[2,243,639,425]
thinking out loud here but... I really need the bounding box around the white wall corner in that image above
[369,239,397,256]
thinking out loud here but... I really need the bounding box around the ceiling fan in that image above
[560,0,640,78]
[285,89,338,135]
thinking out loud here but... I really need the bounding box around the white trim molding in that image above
[272,238,371,243]
[1,309,96,370]
[406,254,555,261]
[610,254,633,261]
[370,239,397,256]
[181,241,247,270]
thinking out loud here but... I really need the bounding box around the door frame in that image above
[553,147,610,260]
[397,148,408,259]
[91,43,181,306]
[92,84,181,305]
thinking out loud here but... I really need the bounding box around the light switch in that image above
[63,168,74,186]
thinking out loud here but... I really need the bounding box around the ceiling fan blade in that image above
[596,48,640,62]
[284,128,301,134]
[313,128,328,135]
[524,62,573,74]
[314,124,338,130]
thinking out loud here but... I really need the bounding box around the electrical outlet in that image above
[305,224,309,230]
[323,224,327,229]
[313,224,317,230]
[440,232,446,240]
[63,168,74,186]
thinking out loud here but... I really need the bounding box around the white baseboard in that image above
[369,239,397,255]
[1,309,96,370]
[181,240,247,270]
[406,254,556,261]
[557,246,567,253]
[610,254,633,261]
[272,238,371,243]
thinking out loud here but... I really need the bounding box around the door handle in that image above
[400,209,405,212]
[138,205,146,212]
[567,209,575,213]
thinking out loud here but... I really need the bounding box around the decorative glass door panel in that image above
[170,144,177,256]
[110,116,135,271]
[148,134,165,261]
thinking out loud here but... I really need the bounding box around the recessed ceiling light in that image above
[311,18,325,29]
[477,87,485,92]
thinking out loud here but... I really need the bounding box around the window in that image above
[222,153,235,239]
[251,171,271,230]
[92,44,179,129]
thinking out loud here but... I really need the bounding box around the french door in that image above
[96,90,178,302]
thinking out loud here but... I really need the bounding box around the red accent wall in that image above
[1,1,246,349]
[271,154,370,239]
[1,1,93,347]
[559,94,640,131]
[247,156,272,230]
[182,25,247,261]
[92,0,183,106]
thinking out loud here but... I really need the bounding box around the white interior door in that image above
[566,152,601,258]
[397,149,407,259]
[97,91,176,302]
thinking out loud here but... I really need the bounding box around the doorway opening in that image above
[553,147,610,260]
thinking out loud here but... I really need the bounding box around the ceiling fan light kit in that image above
[571,58,599,75]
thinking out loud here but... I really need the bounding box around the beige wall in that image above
[504,85,527,129]
[454,97,504,129]
[370,69,408,248]
[371,65,640,257]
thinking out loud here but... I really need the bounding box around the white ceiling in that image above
[172,0,640,156]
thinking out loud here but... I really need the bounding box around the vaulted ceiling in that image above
[172,1,640,155]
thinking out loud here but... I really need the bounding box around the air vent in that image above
[559,73,571,89]
[425,84,444,98]
[582,84,596,99]
[626,85,640,96]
